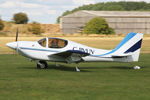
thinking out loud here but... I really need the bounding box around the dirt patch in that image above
[41,24,60,34]
[0,22,61,37]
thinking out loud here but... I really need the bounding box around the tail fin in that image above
[112,32,143,62]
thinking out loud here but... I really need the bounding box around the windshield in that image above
[48,38,68,48]
[38,38,46,47]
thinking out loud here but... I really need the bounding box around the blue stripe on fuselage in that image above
[19,47,59,53]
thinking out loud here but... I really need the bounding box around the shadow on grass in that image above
[108,66,133,69]
[20,64,145,72]
[80,66,133,70]
[20,64,92,72]
[48,65,78,72]
[105,66,147,70]
[47,65,135,71]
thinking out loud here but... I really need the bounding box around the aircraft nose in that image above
[6,42,17,50]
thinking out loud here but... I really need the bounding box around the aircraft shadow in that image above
[80,66,132,70]
[20,64,92,72]
[47,66,135,71]
[107,66,133,69]
[47,65,92,72]
[20,65,146,72]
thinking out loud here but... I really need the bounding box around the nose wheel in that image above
[37,61,48,69]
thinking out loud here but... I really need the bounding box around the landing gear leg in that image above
[37,61,48,69]
[75,64,80,72]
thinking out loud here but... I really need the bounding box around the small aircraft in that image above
[6,32,143,71]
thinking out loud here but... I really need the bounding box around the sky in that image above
[0,0,150,24]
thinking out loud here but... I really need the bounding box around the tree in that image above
[56,16,61,23]
[102,5,125,11]
[56,10,72,23]
[0,20,4,31]
[13,12,29,24]
[83,17,114,34]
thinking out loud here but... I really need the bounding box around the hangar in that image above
[60,10,150,34]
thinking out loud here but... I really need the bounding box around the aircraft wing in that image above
[51,50,90,58]
[49,50,90,63]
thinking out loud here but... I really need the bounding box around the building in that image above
[61,10,150,34]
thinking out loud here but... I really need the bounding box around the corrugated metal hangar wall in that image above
[61,10,150,34]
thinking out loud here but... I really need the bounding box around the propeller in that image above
[16,28,18,42]
[15,28,19,53]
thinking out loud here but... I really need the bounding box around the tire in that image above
[37,61,48,69]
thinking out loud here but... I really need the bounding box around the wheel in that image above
[37,61,48,69]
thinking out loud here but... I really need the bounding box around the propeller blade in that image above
[16,28,18,42]
[15,28,19,53]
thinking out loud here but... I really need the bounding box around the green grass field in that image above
[0,54,150,100]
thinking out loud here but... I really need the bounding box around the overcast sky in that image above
[0,0,150,24]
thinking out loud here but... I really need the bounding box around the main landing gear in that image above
[75,63,80,72]
[37,61,48,69]
[75,66,80,72]
[36,61,80,71]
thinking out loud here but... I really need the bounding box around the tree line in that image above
[57,1,150,23]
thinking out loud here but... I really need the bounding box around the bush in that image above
[83,17,115,34]
[13,12,29,24]
[28,23,44,35]
[0,20,4,31]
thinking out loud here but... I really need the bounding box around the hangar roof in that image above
[63,10,150,18]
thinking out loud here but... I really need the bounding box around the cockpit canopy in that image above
[38,38,68,48]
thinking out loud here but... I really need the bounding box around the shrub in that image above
[83,17,115,34]
[28,23,44,35]
[13,12,29,24]
[0,20,4,31]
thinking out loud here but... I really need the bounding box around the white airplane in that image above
[6,32,143,71]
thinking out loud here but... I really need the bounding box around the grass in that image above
[0,36,150,99]
[0,54,150,100]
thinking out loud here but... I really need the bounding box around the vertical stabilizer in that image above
[112,32,143,62]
